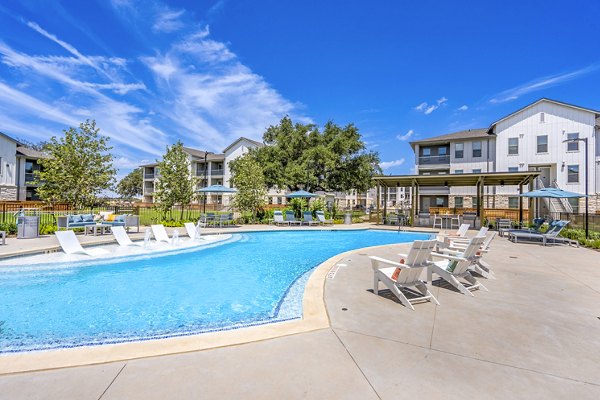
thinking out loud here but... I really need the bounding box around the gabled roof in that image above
[182,147,225,161]
[488,98,600,133]
[223,137,263,153]
[0,131,21,145]
[409,128,489,149]
[16,146,47,159]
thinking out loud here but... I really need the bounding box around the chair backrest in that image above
[55,230,85,254]
[219,214,229,221]
[151,224,170,242]
[475,226,489,237]
[452,236,485,274]
[111,226,133,246]
[184,222,197,239]
[285,211,297,221]
[274,213,285,223]
[303,211,313,221]
[456,223,470,237]
[481,231,496,249]
[546,220,568,237]
[396,240,437,284]
[316,212,326,222]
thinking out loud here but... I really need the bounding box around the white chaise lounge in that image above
[430,236,488,296]
[184,222,208,241]
[111,226,144,247]
[55,231,110,256]
[151,224,172,243]
[369,239,439,310]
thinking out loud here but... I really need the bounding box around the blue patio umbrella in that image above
[520,187,586,199]
[286,190,318,198]
[196,184,237,193]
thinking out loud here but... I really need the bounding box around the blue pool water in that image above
[0,229,431,353]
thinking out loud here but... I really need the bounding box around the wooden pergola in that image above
[372,171,540,226]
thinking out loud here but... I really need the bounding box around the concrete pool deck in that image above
[1,224,599,399]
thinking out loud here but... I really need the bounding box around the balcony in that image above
[24,172,38,185]
[144,186,155,194]
[144,173,156,180]
[418,155,450,165]
[210,168,224,175]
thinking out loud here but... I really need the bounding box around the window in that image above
[268,197,273,204]
[422,148,431,156]
[537,135,548,153]
[472,141,482,157]
[508,138,518,155]
[435,197,445,207]
[567,165,579,183]
[454,169,463,174]
[567,133,579,151]
[568,198,579,213]
[508,197,519,209]
[472,197,479,208]
[455,197,463,208]
[455,143,464,158]
[438,147,447,156]
[508,167,519,172]
[472,169,482,173]
[540,112,545,123]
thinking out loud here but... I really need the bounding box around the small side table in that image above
[84,224,112,236]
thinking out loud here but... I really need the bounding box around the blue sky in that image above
[1,0,599,179]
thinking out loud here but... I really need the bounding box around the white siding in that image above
[449,137,495,196]
[495,101,597,194]
[0,136,17,187]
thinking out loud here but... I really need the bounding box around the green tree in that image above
[35,120,116,209]
[116,167,143,199]
[255,116,380,193]
[154,141,196,220]
[229,153,267,220]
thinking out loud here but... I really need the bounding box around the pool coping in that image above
[0,231,431,375]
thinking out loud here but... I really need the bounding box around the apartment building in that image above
[142,137,266,205]
[0,132,46,201]
[410,98,600,214]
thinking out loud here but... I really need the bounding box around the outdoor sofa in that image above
[57,214,140,232]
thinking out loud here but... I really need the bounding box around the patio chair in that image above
[302,211,319,226]
[438,223,470,241]
[272,210,289,226]
[369,239,439,310]
[499,218,547,237]
[111,226,144,247]
[54,231,110,256]
[315,210,333,225]
[285,211,302,226]
[447,226,489,246]
[215,213,231,228]
[508,221,574,246]
[432,214,443,229]
[184,222,206,241]
[442,232,497,279]
[429,236,488,296]
[151,224,172,243]
[496,218,512,231]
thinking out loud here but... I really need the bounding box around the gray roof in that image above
[16,146,47,159]
[182,147,225,161]
[222,137,263,153]
[409,128,489,148]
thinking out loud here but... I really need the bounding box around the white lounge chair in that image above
[55,231,110,256]
[369,240,439,310]
[111,226,144,247]
[430,236,488,296]
[184,222,207,241]
[446,226,489,247]
[438,223,470,240]
[151,224,171,243]
[316,211,333,225]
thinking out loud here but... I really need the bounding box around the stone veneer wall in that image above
[448,195,529,210]
[0,186,17,201]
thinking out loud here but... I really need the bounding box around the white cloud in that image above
[380,159,405,170]
[489,64,600,104]
[396,129,414,141]
[457,105,468,111]
[414,97,447,115]
[153,8,185,33]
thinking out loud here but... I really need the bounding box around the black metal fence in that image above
[549,212,600,231]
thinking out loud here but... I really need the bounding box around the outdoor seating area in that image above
[198,213,234,228]
[57,213,140,233]
[270,210,335,226]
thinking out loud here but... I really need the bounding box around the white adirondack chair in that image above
[369,240,439,310]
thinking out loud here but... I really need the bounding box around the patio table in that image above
[84,223,112,236]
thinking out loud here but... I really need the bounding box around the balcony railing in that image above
[24,173,37,185]
[144,173,155,179]
[210,168,224,175]
[418,155,450,165]
[144,187,155,194]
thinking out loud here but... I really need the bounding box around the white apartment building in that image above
[142,137,288,206]
[0,132,46,201]
[410,98,600,214]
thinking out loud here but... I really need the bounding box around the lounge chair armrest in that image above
[430,252,466,262]
[397,253,408,258]
[369,256,407,268]
[436,247,463,256]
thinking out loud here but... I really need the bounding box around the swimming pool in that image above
[0,229,431,353]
